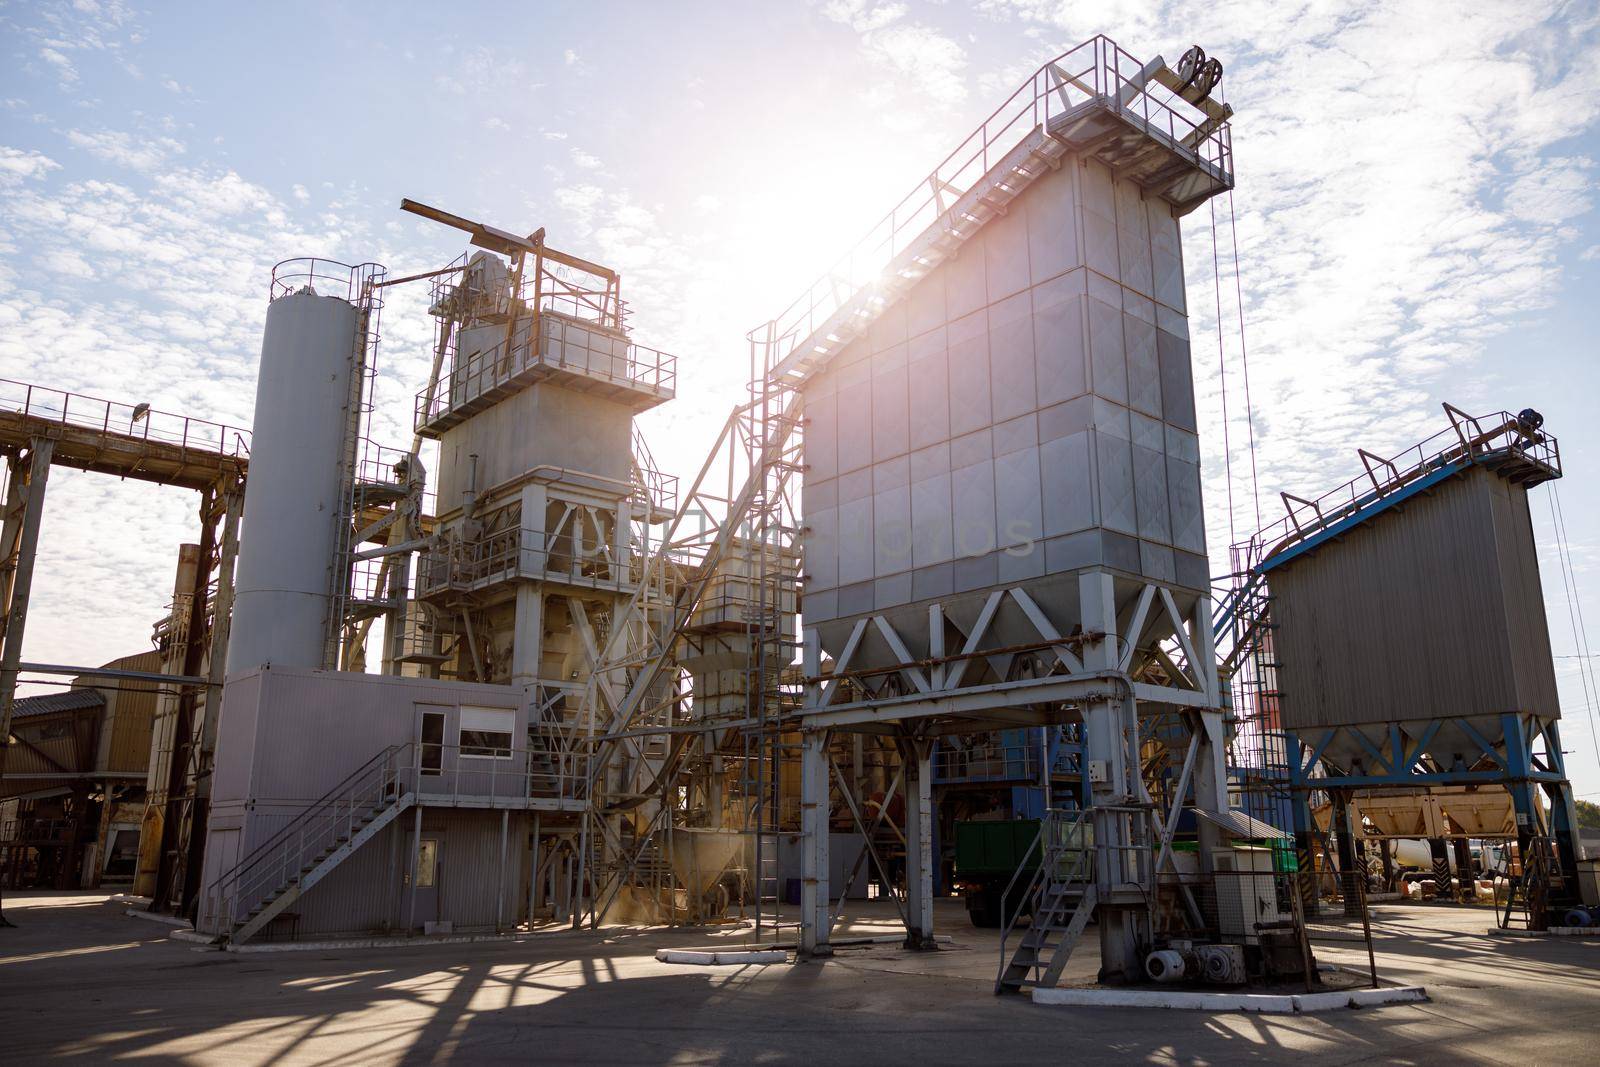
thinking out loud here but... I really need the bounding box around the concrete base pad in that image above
[124,908,192,929]
[1488,926,1600,937]
[656,949,789,966]
[225,931,553,953]
[1031,986,1428,1013]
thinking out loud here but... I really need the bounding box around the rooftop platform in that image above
[760,35,1234,386]
[414,310,676,437]
[1240,406,1561,576]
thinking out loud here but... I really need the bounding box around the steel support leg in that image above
[1079,571,1140,982]
[902,737,935,950]
[800,729,832,958]
[1333,795,1363,918]
[1452,838,1475,901]
[0,439,54,752]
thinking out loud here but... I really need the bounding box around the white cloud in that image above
[542,130,568,141]
[65,128,183,171]
[860,22,968,104]
[564,49,579,65]
[14,1,141,92]
[821,0,908,33]
[39,47,79,84]
[570,147,603,170]
[1507,157,1595,225]
[0,146,61,185]
[484,116,511,132]
[979,0,1600,554]
[820,1,968,107]
[40,248,94,278]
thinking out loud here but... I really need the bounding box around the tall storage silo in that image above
[227,264,369,673]
[799,138,1210,670]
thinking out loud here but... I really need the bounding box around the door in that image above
[409,835,440,929]
[417,705,448,793]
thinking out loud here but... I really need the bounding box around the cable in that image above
[1546,483,1600,775]
[1226,190,1262,532]
[1209,197,1236,547]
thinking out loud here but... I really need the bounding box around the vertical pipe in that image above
[386,816,400,933]
[406,805,422,934]
[496,809,509,933]
[528,813,541,925]
[574,810,589,930]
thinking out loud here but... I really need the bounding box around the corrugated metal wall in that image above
[800,154,1208,665]
[1270,466,1560,730]
[204,667,536,935]
[262,809,529,939]
[97,649,163,773]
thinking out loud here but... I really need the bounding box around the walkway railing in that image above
[1230,406,1561,574]
[756,35,1232,369]
[203,737,593,935]
[415,310,676,431]
[995,807,1093,985]
[0,377,251,458]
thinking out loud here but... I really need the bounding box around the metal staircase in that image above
[1497,836,1568,932]
[995,808,1097,994]
[205,745,414,946]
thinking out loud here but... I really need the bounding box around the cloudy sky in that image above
[3,1,1598,794]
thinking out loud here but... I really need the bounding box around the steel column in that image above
[800,728,831,958]
[901,737,935,950]
[0,439,54,756]
[1078,570,1141,982]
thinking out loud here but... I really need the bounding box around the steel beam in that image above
[0,439,54,753]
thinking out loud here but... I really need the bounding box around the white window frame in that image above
[459,706,515,760]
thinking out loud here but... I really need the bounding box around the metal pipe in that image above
[496,809,508,933]
[406,805,422,934]
[17,662,214,687]
[350,537,434,563]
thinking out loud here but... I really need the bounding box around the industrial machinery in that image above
[1219,404,1589,929]
[0,32,1528,1003]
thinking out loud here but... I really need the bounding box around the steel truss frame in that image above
[795,572,1231,976]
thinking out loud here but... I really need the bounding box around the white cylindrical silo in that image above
[227,285,361,674]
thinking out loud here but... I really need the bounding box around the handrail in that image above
[995,807,1092,987]
[0,377,251,460]
[212,744,406,889]
[1230,408,1560,574]
[414,308,677,431]
[750,34,1231,369]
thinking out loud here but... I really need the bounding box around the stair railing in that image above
[995,807,1093,989]
[203,743,409,936]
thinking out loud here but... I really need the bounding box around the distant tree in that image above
[1576,799,1600,832]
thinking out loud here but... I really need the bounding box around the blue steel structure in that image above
[1219,406,1584,921]
[932,725,1087,811]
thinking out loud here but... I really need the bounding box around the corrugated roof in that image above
[10,688,104,721]
[1190,807,1292,842]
